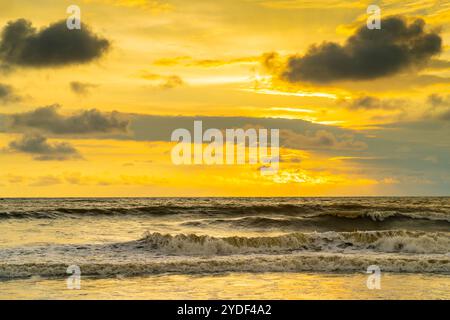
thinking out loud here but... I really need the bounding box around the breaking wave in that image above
[1,204,449,224]
[2,198,449,280]
[0,230,448,279]
[1,252,448,278]
[134,231,450,255]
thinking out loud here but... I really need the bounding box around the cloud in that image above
[140,72,185,89]
[438,110,450,121]
[281,129,368,151]
[0,19,110,68]
[253,0,365,10]
[62,171,164,186]
[427,94,450,108]
[427,59,450,70]
[3,112,371,151]
[152,56,191,66]
[95,0,172,12]
[29,175,62,186]
[7,105,129,134]
[160,75,184,89]
[0,83,21,104]
[8,133,81,160]
[348,96,405,110]
[426,94,450,121]
[261,52,283,72]
[282,17,442,83]
[153,56,258,67]
[70,81,98,96]
[0,63,13,74]
[128,115,371,152]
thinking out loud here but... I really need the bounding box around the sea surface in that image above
[0,197,449,299]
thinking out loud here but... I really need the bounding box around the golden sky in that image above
[0,0,449,196]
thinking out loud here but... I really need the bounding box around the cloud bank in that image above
[7,105,129,134]
[282,17,442,83]
[281,129,368,151]
[8,133,81,161]
[70,81,98,96]
[348,96,405,110]
[0,19,110,68]
[0,83,21,104]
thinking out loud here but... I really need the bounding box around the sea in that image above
[0,197,448,299]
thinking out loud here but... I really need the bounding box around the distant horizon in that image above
[2,195,449,198]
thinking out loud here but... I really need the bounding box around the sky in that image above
[0,0,449,197]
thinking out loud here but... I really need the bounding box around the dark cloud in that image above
[427,59,450,70]
[128,115,369,151]
[0,63,13,74]
[70,81,98,96]
[427,94,450,108]
[2,112,372,152]
[348,96,405,110]
[0,19,110,68]
[282,17,442,83]
[129,115,321,142]
[0,83,21,104]
[261,52,282,72]
[439,110,450,121]
[281,129,368,151]
[8,133,81,160]
[427,94,450,121]
[7,105,129,134]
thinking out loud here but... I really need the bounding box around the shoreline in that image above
[1,272,449,300]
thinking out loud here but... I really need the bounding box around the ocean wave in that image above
[182,214,450,232]
[314,210,450,222]
[1,204,449,223]
[0,206,185,219]
[134,231,449,255]
[0,230,448,279]
[0,252,448,279]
